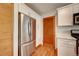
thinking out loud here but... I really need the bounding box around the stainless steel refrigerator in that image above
[18,13,36,56]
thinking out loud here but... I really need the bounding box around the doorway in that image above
[32,16,56,56]
[43,16,55,49]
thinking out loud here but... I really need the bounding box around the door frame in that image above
[43,16,56,49]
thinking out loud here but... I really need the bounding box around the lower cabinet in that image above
[58,46,76,56]
[57,38,76,56]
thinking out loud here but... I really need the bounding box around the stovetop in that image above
[71,30,79,39]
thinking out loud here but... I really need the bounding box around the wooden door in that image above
[43,16,55,48]
[0,4,14,56]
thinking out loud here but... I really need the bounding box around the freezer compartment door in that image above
[21,40,36,56]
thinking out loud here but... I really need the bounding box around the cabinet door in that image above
[57,38,76,56]
[58,6,73,26]
[73,4,79,13]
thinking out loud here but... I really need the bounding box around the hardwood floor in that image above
[32,44,57,56]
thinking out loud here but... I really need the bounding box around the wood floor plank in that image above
[32,44,55,56]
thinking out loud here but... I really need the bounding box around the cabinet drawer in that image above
[58,38,76,47]
[58,46,76,56]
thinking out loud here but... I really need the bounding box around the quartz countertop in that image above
[56,33,76,40]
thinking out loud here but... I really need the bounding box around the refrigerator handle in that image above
[28,21,30,39]
[28,21,31,41]
[29,20,31,40]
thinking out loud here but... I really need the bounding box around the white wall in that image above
[13,3,43,56]
[42,10,57,18]
[13,4,19,56]
[36,19,43,46]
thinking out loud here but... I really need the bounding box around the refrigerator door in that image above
[21,40,36,56]
[20,13,31,44]
[28,19,31,41]
[30,18,36,41]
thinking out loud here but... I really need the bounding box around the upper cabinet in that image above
[58,6,73,26]
[73,4,79,13]
[57,4,79,26]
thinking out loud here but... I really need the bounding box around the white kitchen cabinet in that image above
[73,4,79,13]
[58,6,73,26]
[57,38,76,56]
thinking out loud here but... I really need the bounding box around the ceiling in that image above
[26,3,71,16]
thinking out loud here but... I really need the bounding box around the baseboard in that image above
[36,44,43,48]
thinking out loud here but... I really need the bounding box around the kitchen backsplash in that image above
[57,25,79,32]
[56,25,79,38]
